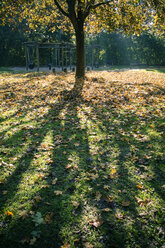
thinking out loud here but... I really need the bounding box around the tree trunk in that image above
[71,24,85,96]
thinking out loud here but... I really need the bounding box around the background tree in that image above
[89,31,165,66]
[0,0,164,96]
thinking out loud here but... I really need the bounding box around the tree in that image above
[0,0,164,97]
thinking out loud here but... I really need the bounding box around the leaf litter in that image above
[0,70,164,248]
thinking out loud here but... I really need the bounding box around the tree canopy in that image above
[1,0,164,33]
[0,0,164,96]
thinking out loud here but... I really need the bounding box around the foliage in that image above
[89,31,165,66]
[0,69,164,248]
[0,0,164,95]
[0,22,71,67]
[0,0,164,33]
[0,25,25,67]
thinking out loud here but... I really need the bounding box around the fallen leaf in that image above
[52,178,58,185]
[61,243,70,248]
[110,168,119,179]
[2,190,8,195]
[74,142,80,147]
[122,201,130,207]
[84,242,94,248]
[5,210,13,217]
[65,164,72,169]
[72,201,80,208]
[0,178,5,184]
[137,184,144,189]
[54,190,63,195]
[38,173,44,178]
[20,237,30,244]
[90,173,99,180]
[101,208,112,212]
[32,212,43,226]
[43,212,54,224]
[111,168,117,174]
[29,237,37,245]
[89,218,103,227]
[34,196,42,202]
[19,210,28,220]
[115,212,124,219]
[104,185,110,189]
[104,195,114,203]
[41,184,50,188]
[29,211,35,215]
[95,192,102,201]
[135,196,149,206]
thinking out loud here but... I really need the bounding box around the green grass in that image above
[0,67,14,74]
[0,67,27,74]
[146,68,165,74]
[0,70,164,248]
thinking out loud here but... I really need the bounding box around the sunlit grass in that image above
[0,69,164,248]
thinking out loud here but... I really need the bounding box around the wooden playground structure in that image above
[24,41,100,72]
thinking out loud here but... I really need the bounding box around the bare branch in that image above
[84,0,112,19]
[66,0,79,29]
[54,0,69,17]
[92,0,112,9]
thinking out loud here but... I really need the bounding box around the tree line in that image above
[0,24,164,67]
[0,0,164,97]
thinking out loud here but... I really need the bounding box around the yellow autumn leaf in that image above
[110,168,119,179]
[52,178,58,185]
[84,242,94,248]
[43,212,54,224]
[104,195,114,203]
[61,243,70,248]
[65,164,72,170]
[122,200,130,207]
[34,196,42,202]
[72,201,80,208]
[2,190,8,195]
[19,210,28,220]
[115,212,124,219]
[0,178,5,184]
[137,184,144,189]
[89,218,103,227]
[54,190,63,195]
[111,168,116,174]
[41,184,50,188]
[5,210,13,217]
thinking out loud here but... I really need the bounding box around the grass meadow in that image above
[0,69,164,248]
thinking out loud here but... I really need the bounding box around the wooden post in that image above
[62,46,64,71]
[69,48,71,70]
[36,43,39,72]
[66,48,67,67]
[91,46,94,70]
[25,45,28,71]
[84,46,86,68]
[98,46,100,68]
[55,48,57,67]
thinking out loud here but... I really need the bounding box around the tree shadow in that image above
[0,74,164,248]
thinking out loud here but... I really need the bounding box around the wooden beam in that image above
[36,44,39,72]
[25,45,28,71]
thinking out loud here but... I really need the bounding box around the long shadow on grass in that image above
[0,99,68,247]
[78,102,143,247]
[73,96,164,247]
[0,95,164,248]
[36,101,94,247]
[0,98,91,247]
[89,100,164,247]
